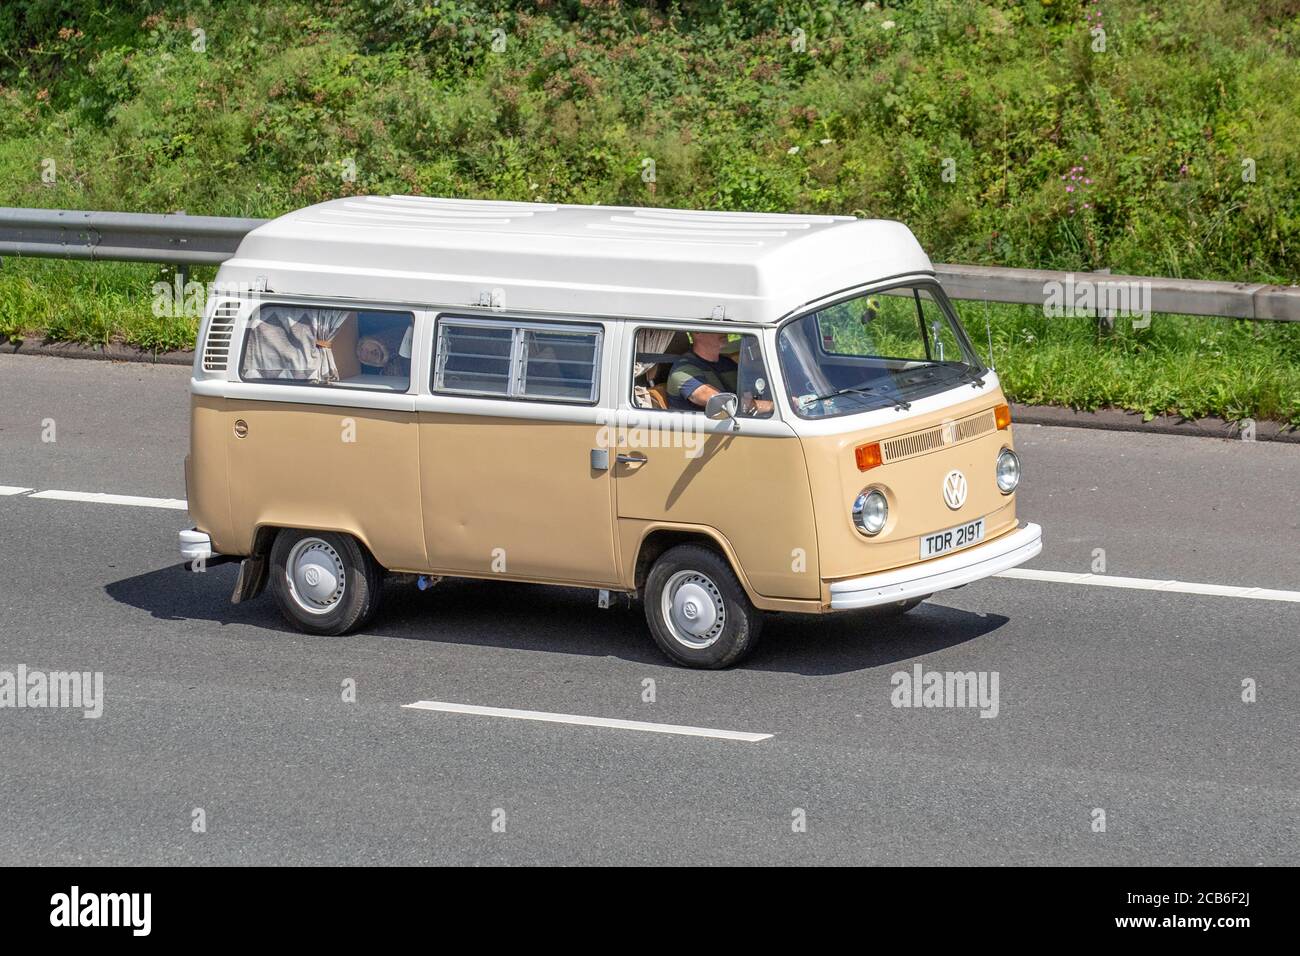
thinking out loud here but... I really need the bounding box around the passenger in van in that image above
[667,332,773,416]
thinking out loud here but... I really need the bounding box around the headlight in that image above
[852,489,888,536]
[996,448,1021,493]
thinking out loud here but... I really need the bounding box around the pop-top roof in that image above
[219,196,935,324]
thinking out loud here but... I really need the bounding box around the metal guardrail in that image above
[935,263,1300,323]
[0,207,266,266]
[1,206,1298,321]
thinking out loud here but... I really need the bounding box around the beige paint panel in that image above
[613,431,820,599]
[799,389,1020,580]
[615,518,823,612]
[418,413,619,585]
[189,396,236,553]
[225,400,426,568]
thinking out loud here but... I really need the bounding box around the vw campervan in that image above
[180,197,1042,667]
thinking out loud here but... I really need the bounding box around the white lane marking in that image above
[4,483,1298,604]
[402,700,774,743]
[27,489,188,510]
[996,568,1300,603]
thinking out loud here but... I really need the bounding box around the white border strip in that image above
[27,489,188,510]
[0,486,33,496]
[997,568,1300,603]
[402,700,773,742]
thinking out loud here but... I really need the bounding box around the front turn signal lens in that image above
[994,403,1012,430]
[855,442,883,471]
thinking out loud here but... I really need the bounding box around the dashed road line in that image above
[402,700,775,742]
[996,567,1300,603]
[26,489,188,510]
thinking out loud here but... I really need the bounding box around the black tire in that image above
[643,544,762,668]
[268,529,383,636]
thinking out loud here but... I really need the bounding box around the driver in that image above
[667,332,773,415]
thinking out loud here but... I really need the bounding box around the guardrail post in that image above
[174,210,189,289]
[1093,267,1114,336]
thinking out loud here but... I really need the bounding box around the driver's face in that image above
[692,332,728,352]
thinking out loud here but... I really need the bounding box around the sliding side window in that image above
[433,318,602,404]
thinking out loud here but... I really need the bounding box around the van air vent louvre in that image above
[881,410,997,463]
[202,301,240,372]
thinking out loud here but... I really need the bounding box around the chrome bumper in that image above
[828,522,1043,610]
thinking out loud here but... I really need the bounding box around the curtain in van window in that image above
[306,308,352,382]
[632,327,678,407]
[634,328,677,379]
[242,306,355,383]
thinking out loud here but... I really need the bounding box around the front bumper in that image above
[828,522,1043,610]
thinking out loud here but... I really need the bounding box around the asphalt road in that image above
[0,353,1296,865]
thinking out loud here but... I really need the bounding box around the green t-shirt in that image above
[666,352,739,410]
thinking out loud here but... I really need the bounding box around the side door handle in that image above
[616,453,648,464]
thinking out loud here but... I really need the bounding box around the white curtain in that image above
[307,308,353,383]
[634,327,678,380]
[241,306,354,383]
[632,327,679,408]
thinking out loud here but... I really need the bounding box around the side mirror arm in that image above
[704,392,740,430]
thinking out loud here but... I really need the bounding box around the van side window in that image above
[520,328,600,401]
[632,327,773,418]
[435,322,513,395]
[433,318,601,404]
[240,305,413,391]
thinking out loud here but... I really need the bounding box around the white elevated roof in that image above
[220,196,935,324]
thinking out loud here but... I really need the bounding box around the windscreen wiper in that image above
[932,363,987,389]
[817,382,912,412]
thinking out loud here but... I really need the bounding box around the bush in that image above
[0,0,1296,421]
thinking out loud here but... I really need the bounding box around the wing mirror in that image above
[705,392,740,430]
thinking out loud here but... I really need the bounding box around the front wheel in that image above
[268,529,383,635]
[643,544,762,668]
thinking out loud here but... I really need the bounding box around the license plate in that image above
[920,517,985,559]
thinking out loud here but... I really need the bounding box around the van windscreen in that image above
[777,284,985,419]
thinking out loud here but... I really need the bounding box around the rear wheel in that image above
[269,529,383,635]
[643,544,762,668]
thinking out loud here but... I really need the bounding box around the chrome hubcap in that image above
[662,570,725,649]
[286,537,346,614]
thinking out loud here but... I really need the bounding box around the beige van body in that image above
[181,197,1042,665]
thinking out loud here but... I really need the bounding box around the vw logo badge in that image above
[942,469,968,510]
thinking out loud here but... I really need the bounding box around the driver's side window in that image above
[630,327,773,418]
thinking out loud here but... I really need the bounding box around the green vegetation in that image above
[1,1,1298,422]
[986,303,1300,425]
